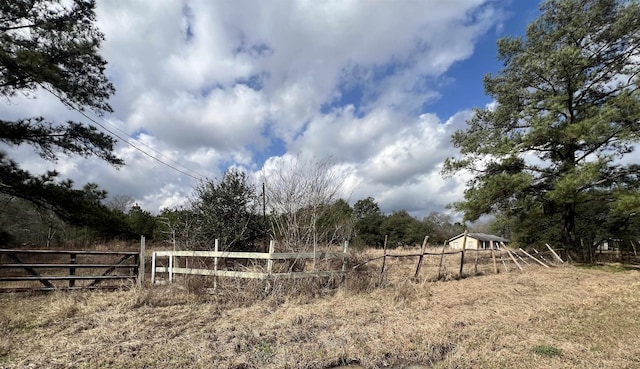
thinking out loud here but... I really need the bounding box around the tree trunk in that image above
[561,202,578,257]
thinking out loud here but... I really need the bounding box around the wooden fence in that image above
[152,239,349,287]
[355,236,566,282]
[0,236,146,292]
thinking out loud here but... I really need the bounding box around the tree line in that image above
[0,167,466,250]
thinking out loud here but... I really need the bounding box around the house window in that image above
[454,241,458,249]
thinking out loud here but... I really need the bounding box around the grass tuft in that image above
[533,344,562,357]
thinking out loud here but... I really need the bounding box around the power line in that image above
[77,109,204,180]
[82,108,207,180]
[40,85,206,181]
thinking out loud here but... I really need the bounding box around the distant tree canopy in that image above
[0,1,121,232]
[444,0,640,256]
[189,169,263,251]
[351,197,464,248]
[0,192,135,247]
[353,197,385,247]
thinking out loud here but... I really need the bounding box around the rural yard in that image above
[1,259,639,369]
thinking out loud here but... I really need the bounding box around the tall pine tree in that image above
[444,0,640,256]
[1,1,121,227]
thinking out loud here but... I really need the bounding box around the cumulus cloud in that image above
[3,0,512,216]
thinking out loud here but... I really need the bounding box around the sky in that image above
[2,0,544,218]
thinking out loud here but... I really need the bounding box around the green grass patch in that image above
[533,344,562,357]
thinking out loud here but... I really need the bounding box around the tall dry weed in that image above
[128,284,203,309]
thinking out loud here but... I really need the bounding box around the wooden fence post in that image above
[342,240,349,273]
[151,251,156,284]
[473,250,479,274]
[341,240,349,283]
[533,248,550,265]
[265,240,276,293]
[505,248,523,271]
[500,250,509,272]
[459,231,468,277]
[168,249,173,283]
[69,253,76,288]
[213,239,219,290]
[414,235,429,279]
[519,248,549,268]
[267,240,275,274]
[138,235,146,287]
[379,235,388,285]
[490,240,498,274]
[437,240,447,280]
[514,249,529,265]
[545,243,564,263]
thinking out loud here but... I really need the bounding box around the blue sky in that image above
[430,1,540,119]
[2,0,547,217]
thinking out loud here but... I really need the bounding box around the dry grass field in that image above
[1,249,639,369]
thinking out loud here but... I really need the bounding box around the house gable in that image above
[448,232,509,249]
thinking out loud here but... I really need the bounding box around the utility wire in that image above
[82,108,207,180]
[40,85,206,181]
[77,109,203,180]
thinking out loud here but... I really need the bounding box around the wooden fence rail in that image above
[151,239,350,286]
[0,248,141,292]
[355,241,566,281]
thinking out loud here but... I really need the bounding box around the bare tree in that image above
[263,156,350,257]
[105,194,134,214]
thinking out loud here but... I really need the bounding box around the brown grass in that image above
[0,252,639,368]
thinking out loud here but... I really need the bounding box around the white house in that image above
[448,233,509,250]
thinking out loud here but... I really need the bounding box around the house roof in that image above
[448,232,509,243]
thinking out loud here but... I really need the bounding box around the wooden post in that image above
[265,240,276,293]
[168,251,173,282]
[490,240,498,274]
[437,240,447,279]
[414,235,429,279]
[545,243,564,264]
[213,239,219,290]
[514,249,529,265]
[459,231,468,277]
[473,250,479,274]
[499,250,509,272]
[505,248,523,271]
[519,248,549,268]
[341,240,349,283]
[341,240,349,273]
[267,240,275,274]
[379,235,388,285]
[69,253,76,288]
[151,251,156,284]
[533,248,550,264]
[138,235,146,287]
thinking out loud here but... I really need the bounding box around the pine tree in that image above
[444,0,640,255]
[1,1,121,227]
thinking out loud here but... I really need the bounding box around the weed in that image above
[256,340,274,356]
[533,344,562,357]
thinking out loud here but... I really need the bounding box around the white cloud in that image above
[3,0,510,215]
